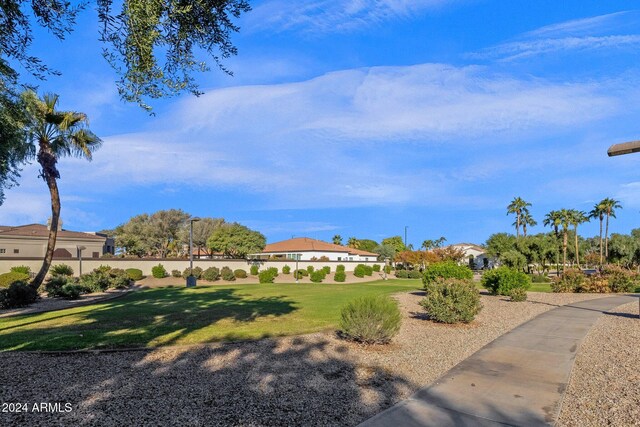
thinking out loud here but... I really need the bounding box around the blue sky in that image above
[2,0,640,247]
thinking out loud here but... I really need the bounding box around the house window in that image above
[13,249,19,254]
[0,249,5,254]
[92,252,99,258]
[337,257,341,261]
[349,257,353,261]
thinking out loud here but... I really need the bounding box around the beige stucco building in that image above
[254,237,379,262]
[0,224,113,259]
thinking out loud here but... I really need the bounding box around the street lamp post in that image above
[77,246,86,276]
[383,257,389,280]
[187,217,201,287]
[295,253,300,284]
[404,226,408,249]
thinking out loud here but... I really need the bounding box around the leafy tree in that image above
[21,91,101,290]
[607,233,638,268]
[147,209,191,257]
[332,234,343,245]
[507,197,532,238]
[179,217,225,257]
[601,198,622,261]
[356,239,379,253]
[381,236,406,253]
[485,233,516,260]
[207,223,266,258]
[373,244,396,261]
[0,88,28,205]
[0,0,251,111]
[114,214,153,257]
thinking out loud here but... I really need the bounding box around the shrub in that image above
[45,275,69,298]
[530,274,549,283]
[182,266,203,279]
[481,267,531,296]
[551,269,584,293]
[221,266,235,281]
[259,268,278,284]
[408,270,422,279]
[354,264,366,278]
[334,271,346,282]
[79,271,110,293]
[0,281,38,308]
[202,267,220,281]
[579,277,610,293]
[310,270,325,283]
[151,264,167,278]
[126,268,144,281]
[336,264,346,273]
[108,268,131,289]
[318,256,330,262]
[509,287,528,302]
[395,270,409,279]
[234,269,248,279]
[60,283,84,300]
[51,264,74,276]
[363,265,373,276]
[423,261,473,288]
[282,265,291,274]
[10,265,31,275]
[372,264,381,272]
[293,269,308,279]
[339,296,402,344]
[603,265,637,293]
[306,265,314,274]
[384,265,392,274]
[0,271,30,288]
[322,266,331,274]
[420,279,482,324]
[250,265,259,275]
[171,269,182,278]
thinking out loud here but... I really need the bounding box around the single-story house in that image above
[0,224,114,259]
[449,242,495,270]
[253,237,379,262]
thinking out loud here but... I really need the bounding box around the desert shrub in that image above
[182,266,203,279]
[306,265,314,274]
[10,265,31,275]
[363,265,373,276]
[60,283,84,300]
[579,277,610,293]
[354,264,366,278]
[372,264,381,272]
[125,268,144,281]
[481,267,531,296]
[234,269,248,279]
[383,265,391,274]
[509,287,528,302]
[336,264,346,273]
[334,271,346,282]
[250,265,259,275]
[0,272,30,288]
[395,270,409,279]
[282,265,291,274]
[310,270,325,283]
[151,264,167,278]
[171,269,182,278]
[293,269,308,279]
[259,268,278,283]
[202,267,220,281]
[0,281,38,308]
[318,256,330,261]
[108,268,131,289]
[51,264,74,276]
[551,269,584,293]
[322,266,331,274]
[423,261,473,288]
[408,270,422,279]
[79,271,110,293]
[420,279,482,324]
[602,265,637,293]
[45,275,69,298]
[221,266,235,281]
[339,296,401,344]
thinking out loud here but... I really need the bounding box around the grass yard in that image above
[0,280,420,351]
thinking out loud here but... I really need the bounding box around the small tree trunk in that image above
[599,217,603,265]
[574,226,580,268]
[562,231,568,275]
[605,213,610,262]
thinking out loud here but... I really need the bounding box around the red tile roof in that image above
[262,237,378,257]
[0,224,106,241]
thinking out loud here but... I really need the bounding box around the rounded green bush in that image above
[10,265,31,275]
[202,267,220,281]
[0,281,38,309]
[310,270,325,283]
[234,269,248,279]
[182,266,203,279]
[603,265,637,293]
[45,275,69,297]
[221,267,235,281]
[108,268,131,289]
[334,271,346,282]
[420,279,482,323]
[293,269,309,279]
[395,270,409,279]
[339,296,402,344]
[51,264,74,277]
[125,268,144,281]
[363,265,373,276]
[0,271,30,288]
[306,265,314,274]
[509,287,528,302]
[171,269,182,278]
[408,270,422,279]
[250,265,259,275]
[372,264,381,272]
[151,264,167,278]
[60,283,84,300]
[322,266,331,274]
[481,267,531,296]
[423,261,473,288]
[259,268,278,283]
[354,264,366,278]
[282,265,291,274]
[336,264,346,273]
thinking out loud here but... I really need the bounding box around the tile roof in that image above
[0,224,106,241]
[262,237,378,257]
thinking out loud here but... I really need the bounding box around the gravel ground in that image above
[558,299,640,427]
[0,291,622,426]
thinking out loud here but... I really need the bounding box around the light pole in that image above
[295,253,301,284]
[383,257,389,280]
[187,217,201,287]
[404,226,408,249]
[77,245,86,276]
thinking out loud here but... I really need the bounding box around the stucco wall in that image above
[0,238,105,259]
[0,258,383,276]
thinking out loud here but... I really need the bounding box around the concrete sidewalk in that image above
[359,295,637,427]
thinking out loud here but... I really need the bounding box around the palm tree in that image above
[543,210,563,274]
[347,237,360,249]
[520,212,537,237]
[567,209,589,268]
[434,236,447,248]
[421,239,434,251]
[507,197,532,238]
[332,234,342,245]
[601,198,622,261]
[556,209,572,275]
[589,201,606,265]
[22,91,101,290]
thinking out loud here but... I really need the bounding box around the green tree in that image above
[485,233,516,260]
[0,0,251,111]
[147,209,191,257]
[207,223,266,258]
[520,212,537,237]
[421,239,434,251]
[589,201,607,265]
[0,88,28,205]
[22,91,101,290]
[373,244,396,261]
[507,197,532,238]
[356,239,379,253]
[381,236,406,253]
[114,214,153,257]
[601,198,622,261]
[567,210,589,268]
[347,237,360,249]
[179,217,225,257]
[332,234,343,245]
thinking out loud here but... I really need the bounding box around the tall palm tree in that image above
[434,236,447,248]
[421,239,434,251]
[556,209,572,275]
[22,91,101,290]
[543,210,563,274]
[589,201,606,265]
[567,209,589,268]
[347,237,360,249]
[601,198,622,261]
[332,234,342,245]
[507,197,532,238]
[520,212,537,237]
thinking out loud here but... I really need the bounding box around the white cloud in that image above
[524,11,634,38]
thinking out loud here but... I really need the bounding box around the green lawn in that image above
[0,280,421,351]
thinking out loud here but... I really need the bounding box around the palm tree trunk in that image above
[598,217,603,265]
[516,214,520,238]
[31,152,61,290]
[605,213,610,262]
[562,231,568,275]
[574,226,580,268]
